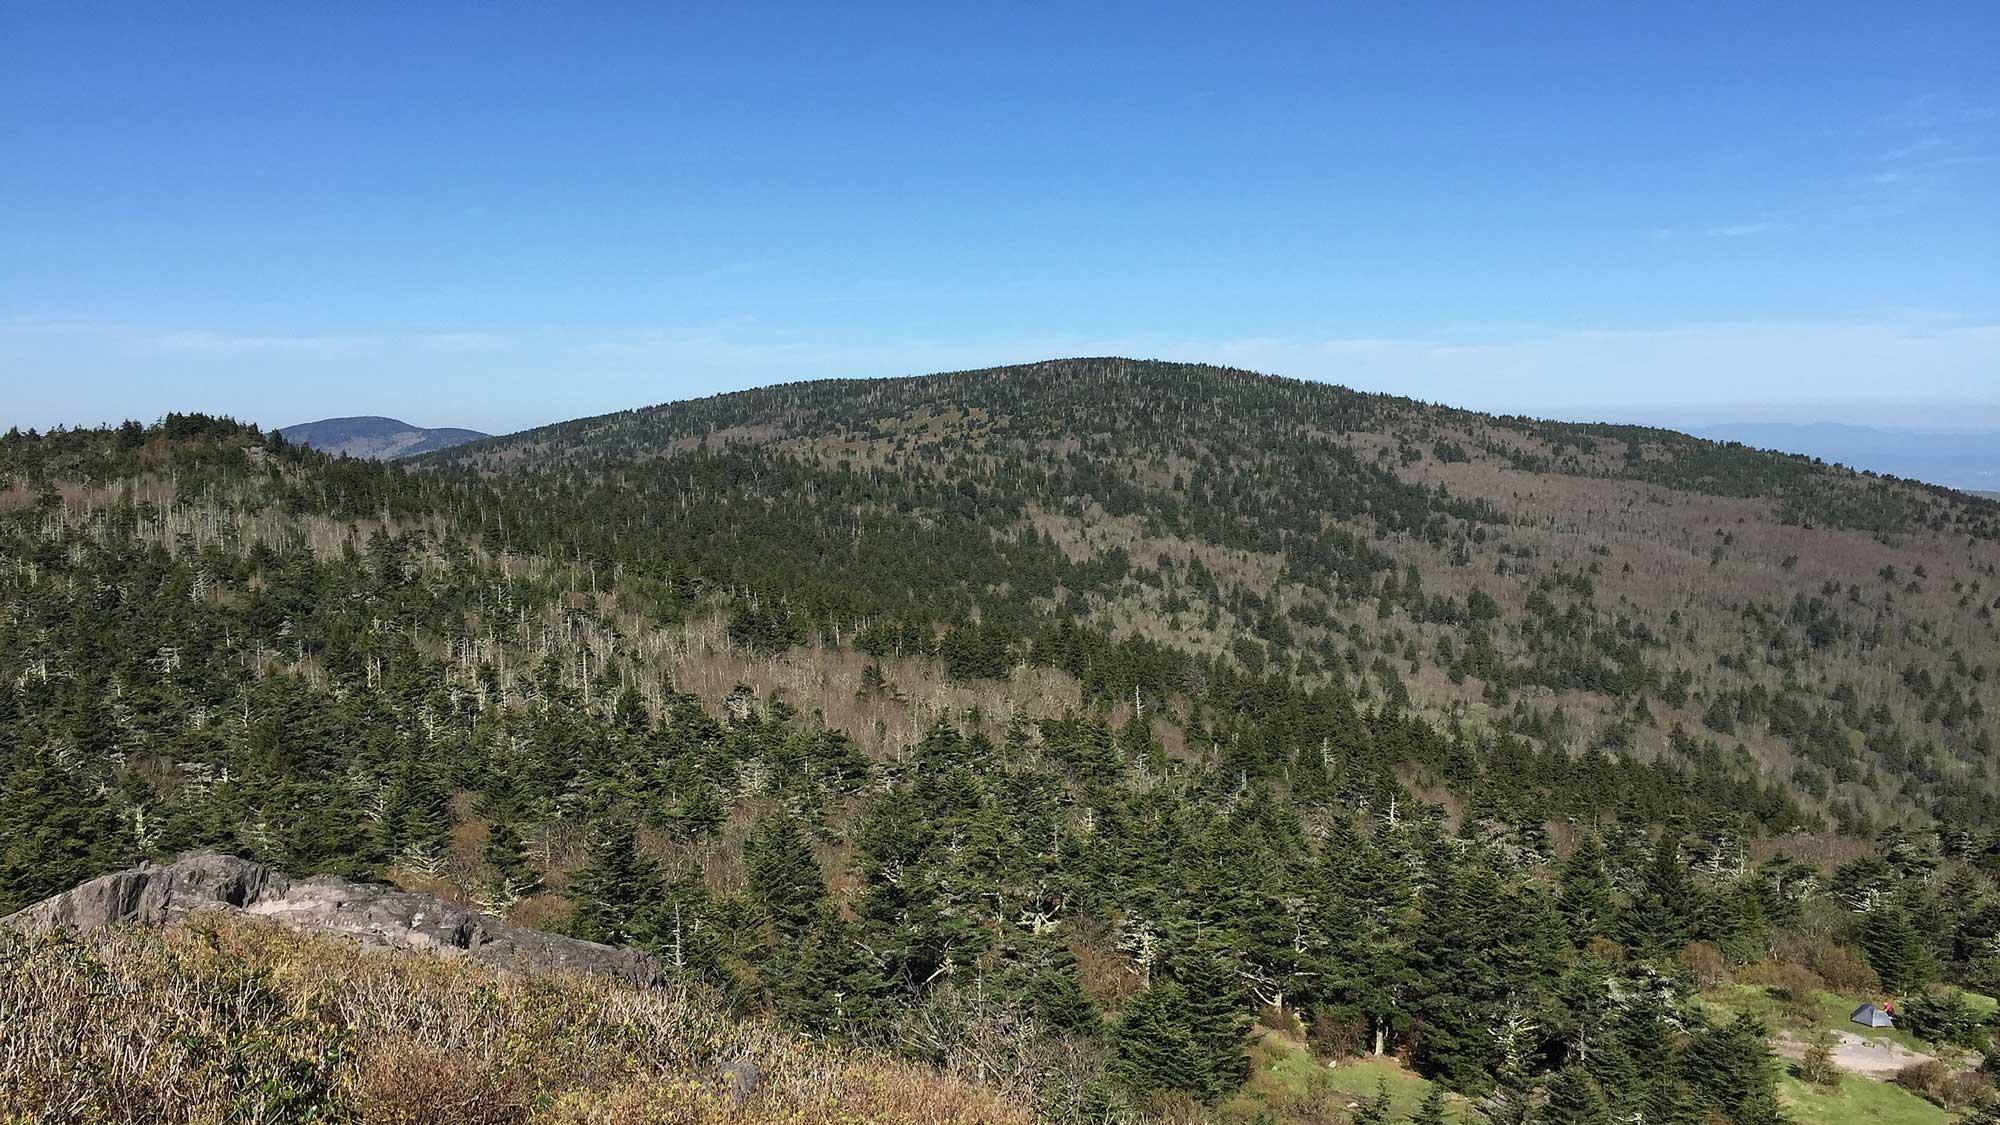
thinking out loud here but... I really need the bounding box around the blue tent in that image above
[1851,1003,1894,1028]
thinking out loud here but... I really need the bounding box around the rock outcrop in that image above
[1,851,662,986]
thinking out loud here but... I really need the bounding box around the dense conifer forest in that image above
[6,359,2000,1122]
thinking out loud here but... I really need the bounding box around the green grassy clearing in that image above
[1776,1073,1951,1125]
[1225,1033,1474,1121]
[1696,982,1997,1055]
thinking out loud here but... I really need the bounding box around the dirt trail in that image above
[1774,1030,1935,1079]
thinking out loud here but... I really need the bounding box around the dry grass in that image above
[0,916,1031,1125]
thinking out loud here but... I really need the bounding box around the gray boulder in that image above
[720,1056,764,1106]
[1,851,663,987]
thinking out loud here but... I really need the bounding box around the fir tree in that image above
[568,817,661,945]
[1411,1084,1449,1125]
[0,742,129,912]
[1110,982,1213,1100]
[1542,1065,1612,1125]
[480,820,543,898]
[745,809,825,932]
[1619,835,1701,956]
[767,915,887,1040]
[1680,1015,1785,1125]
[1557,835,1615,938]
[1352,1077,1394,1125]
[1174,942,1252,1098]
[1861,906,1938,994]
[669,782,725,839]
[375,756,449,863]
[1024,940,1101,1034]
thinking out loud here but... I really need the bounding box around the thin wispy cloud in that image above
[1708,221,1785,238]
[1676,96,1990,241]
[1880,135,1945,162]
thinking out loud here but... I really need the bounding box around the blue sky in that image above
[3,2,1995,435]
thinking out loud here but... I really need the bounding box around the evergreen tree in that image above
[1024,940,1101,1034]
[1556,835,1615,938]
[668,782,725,839]
[745,809,825,932]
[1352,1077,1393,1125]
[1614,991,1690,1125]
[1411,1084,1449,1125]
[568,817,661,945]
[1680,1015,1785,1125]
[1542,1065,1612,1125]
[1110,983,1212,1100]
[0,742,129,912]
[375,756,449,863]
[1174,942,1252,1098]
[1861,906,1938,994]
[766,915,887,1040]
[480,821,542,898]
[1619,835,1701,956]
[647,870,724,981]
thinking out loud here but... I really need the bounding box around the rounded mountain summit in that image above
[275,415,488,460]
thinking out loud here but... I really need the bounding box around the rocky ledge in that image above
[1,851,662,987]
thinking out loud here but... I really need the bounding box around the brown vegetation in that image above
[0,916,1030,1125]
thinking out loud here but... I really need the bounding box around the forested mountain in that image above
[4,361,2000,1122]
[277,415,488,459]
[439,358,2000,829]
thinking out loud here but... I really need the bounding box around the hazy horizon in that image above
[15,361,2000,451]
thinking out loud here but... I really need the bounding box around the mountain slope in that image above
[1,909,1027,1124]
[434,357,2000,827]
[5,370,2000,1120]
[279,414,487,459]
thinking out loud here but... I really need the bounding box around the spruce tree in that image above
[1411,1085,1449,1125]
[1557,835,1615,938]
[568,817,661,945]
[1680,1015,1785,1125]
[1619,835,1701,956]
[1024,940,1101,1034]
[1542,1065,1612,1125]
[481,820,542,897]
[1109,982,1212,1100]
[375,756,449,864]
[1615,991,1689,1125]
[745,809,825,932]
[669,782,724,839]
[1861,906,1937,994]
[0,742,129,912]
[1352,1077,1393,1125]
[649,870,723,980]
[767,915,887,1040]
[1174,942,1251,1098]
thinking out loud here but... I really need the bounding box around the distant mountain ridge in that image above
[1692,421,2000,494]
[276,415,487,460]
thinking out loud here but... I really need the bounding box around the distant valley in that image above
[275,415,487,460]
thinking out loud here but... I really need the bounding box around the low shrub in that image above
[1811,946,1882,995]
[1678,942,1732,990]
[0,917,1033,1125]
[1893,1060,1989,1110]
[355,1040,529,1125]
